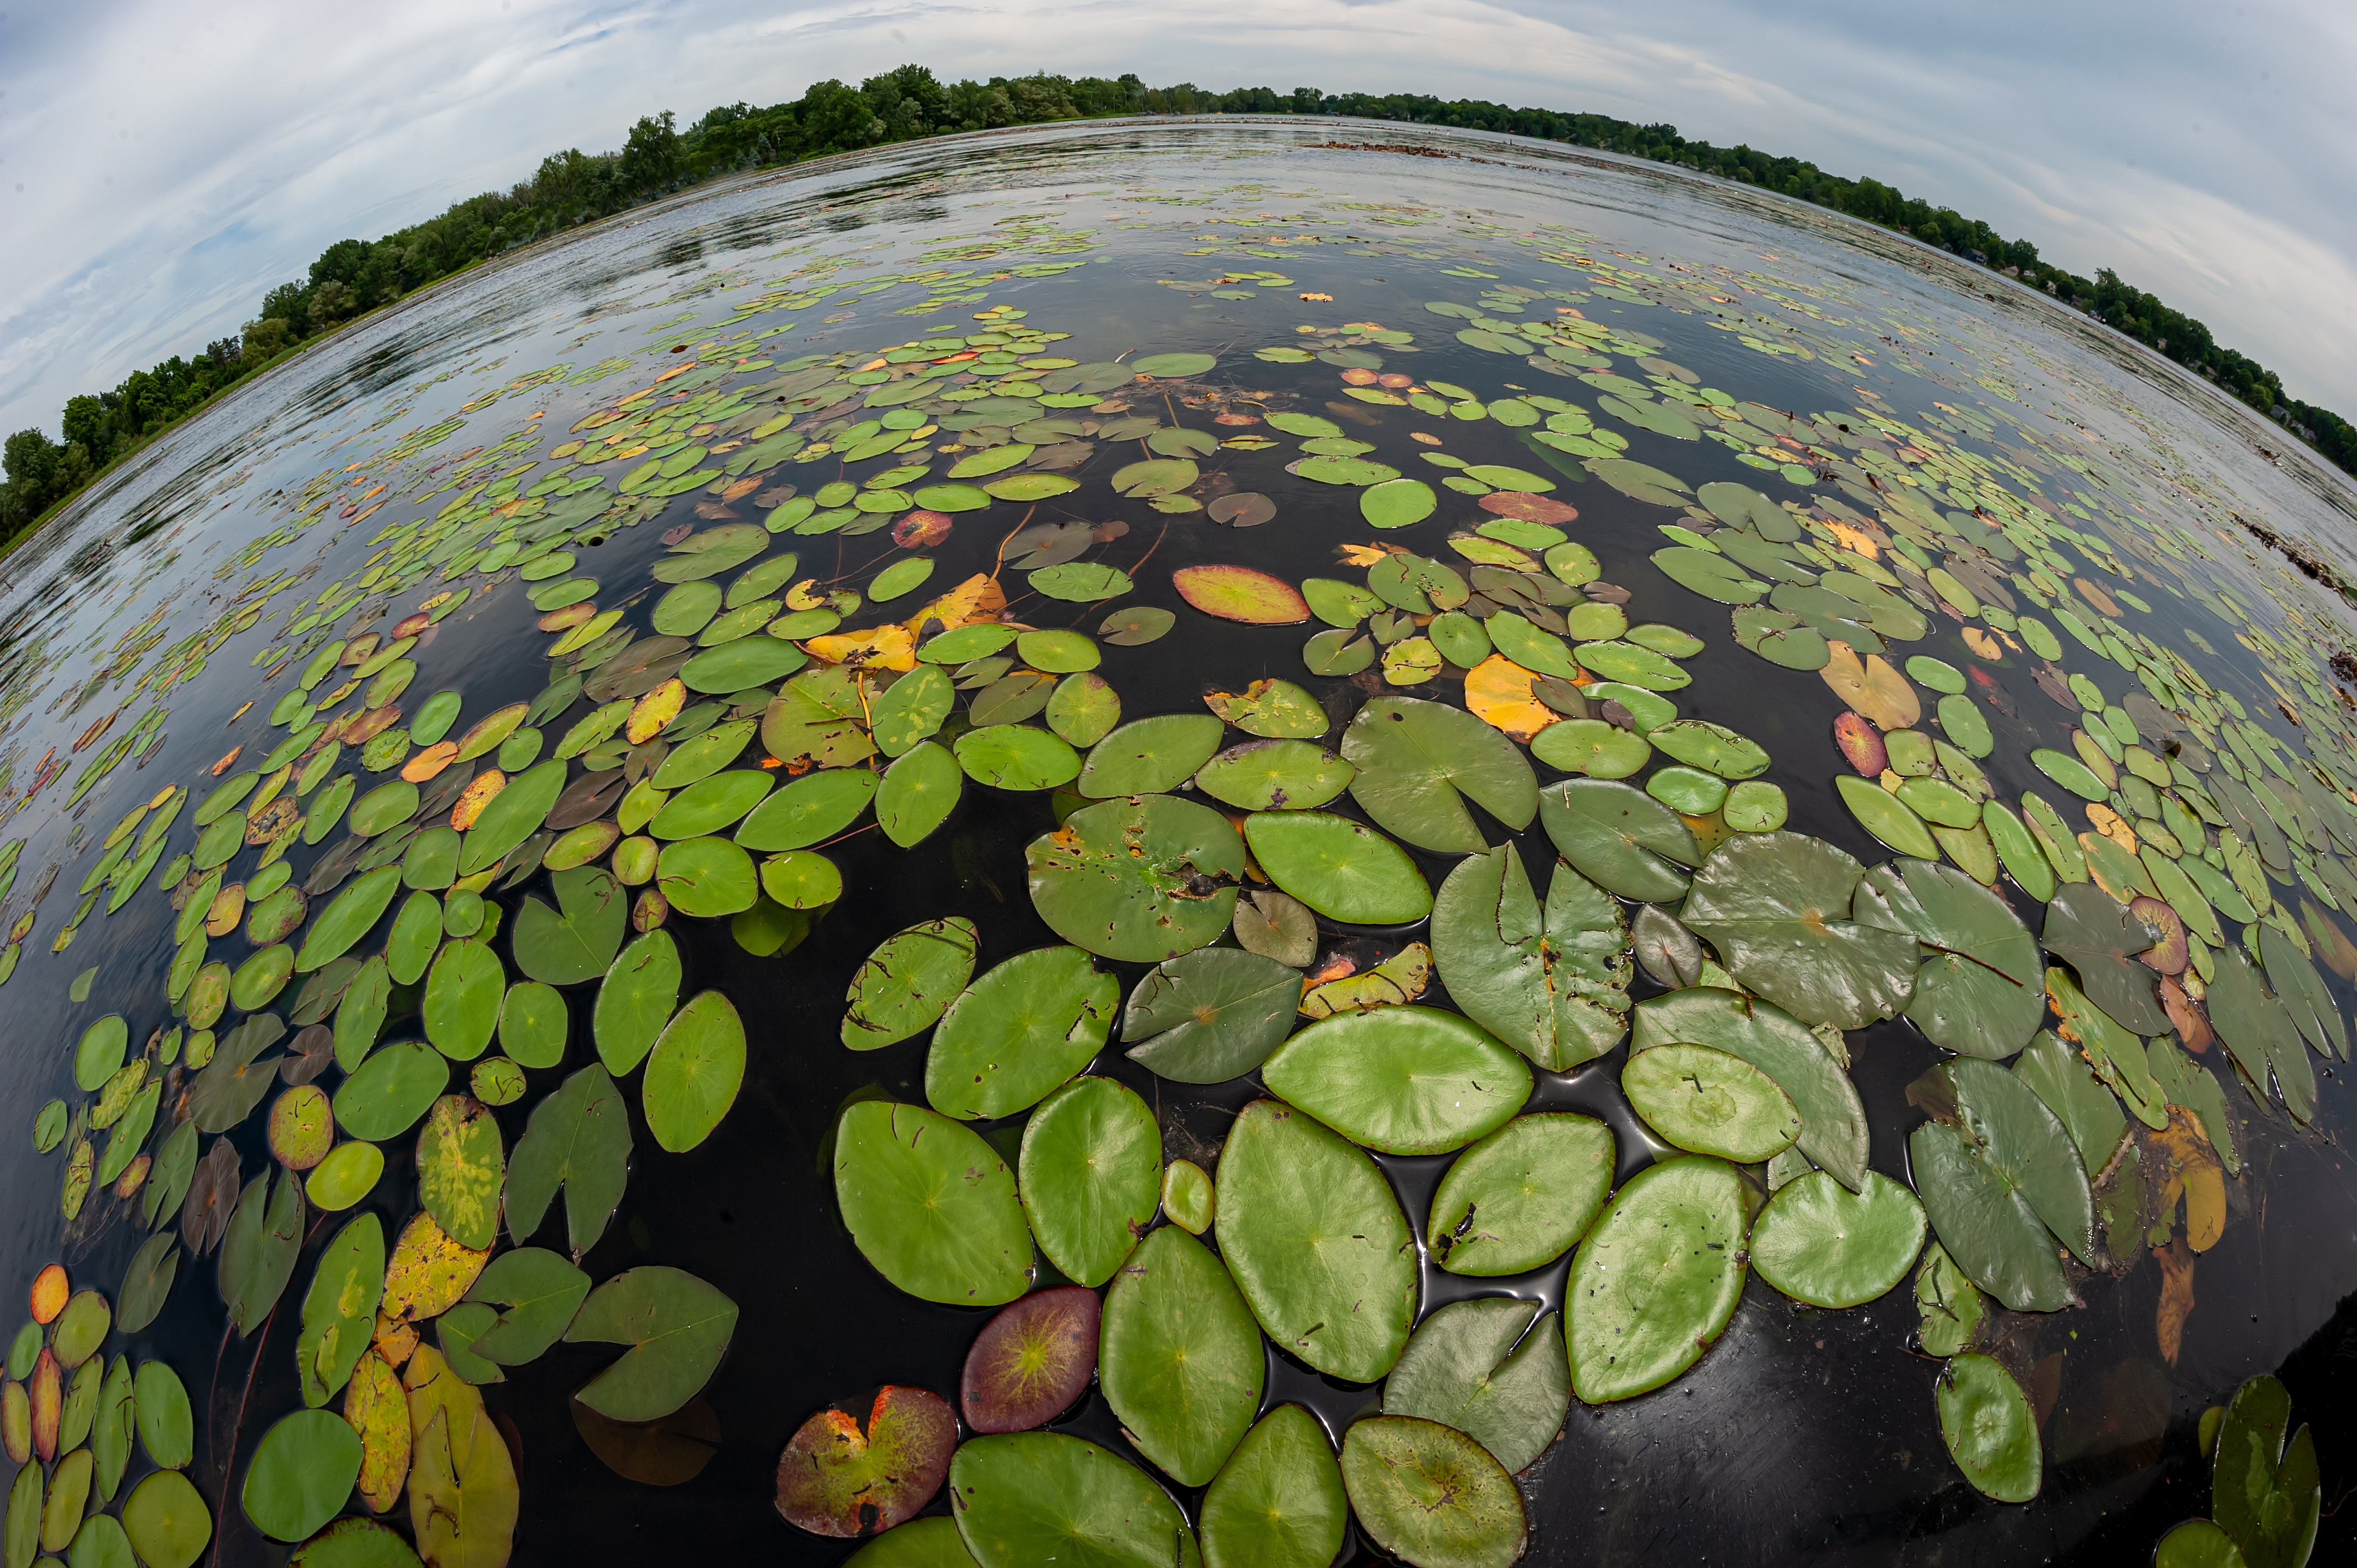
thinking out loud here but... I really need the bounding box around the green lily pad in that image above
[232,944,296,1010]
[1262,1005,1530,1155]
[955,725,1081,791]
[736,768,878,851]
[1428,1112,1615,1276]
[190,1013,288,1132]
[1937,1353,2041,1503]
[1749,1171,1926,1308]
[1679,831,1916,1030]
[1931,1056,2097,1264]
[2038,881,2167,1034]
[74,1015,128,1092]
[1565,1156,1746,1402]
[594,929,681,1075]
[51,1289,111,1369]
[1381,1298,1567,1473]
[332,1041,449,1142]
[651,771,775,839]
[296,1215,384,1407]
[833,1101,1030,1306]
[2206,945,2313,1124]
[1530,719,1651,779]
[565,1266,738,1422]
[505,1062,632,1256]
[947,1432,1201,1567]
[1078,715,1226,797]
[878,742,962,847]
[1852,858,2044,1059]
[1339,1415,1527,1568]
[1198,1404,1347,1568]
[292,860,400,972]
[1645,765,1726,814]
[133,1360,193,1469]
[305,1140,384,1211]
[242,1408,362,1541]
[1044,675,1121,747]
[652,721,755,789]
[644,991,744,1152]
[1214,1099,1415,1382]
[1361,478,1438,529]
[1194,741,1354,812]
[2211,1374,2319,1567]
[1646,720,1769,779]
[1017,1077,1160,1287]
[1423,844,1631,1075]
[423,940,503,1060]
[1632,988,1869,1189]
[349,781,419,837]
[1537,778,1701,901]
[289,1520,423,1567]
[927,947,1117,1120]
[1623,1043,1801,1160]
[842,918,980,1050]
[682,636,805,693]
[1025,794,1244,962]
[122,1469,210,1568]
[1836,775,1939,858]
[2260,921,2345,1060]
[92,1354,133,1500]
[496,982,567,1069]
[1245,811,1431,925]
[1121,947,1301,1084]
[459,759,566,875]
[1100,1226,1264,1486]
[2150,1520,2243,1568]
[1341,696,1537,853]
[655,836,759,917]
[512,866,627,984]
[462,1247,591,1366]
[1907,1119,2071,1312]
[117,1233,179,1337]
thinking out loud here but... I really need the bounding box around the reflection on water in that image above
[1,118,2352,1566]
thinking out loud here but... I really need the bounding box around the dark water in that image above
[3,118,2354,1567]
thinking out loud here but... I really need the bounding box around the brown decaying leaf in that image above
[373,1311,420,1370]
[182,1137,241,1255]
[1584,581,1632,606]
[774,1386,956,1537]
[1819,641,1919,730]
[1833,711,1887,776]
[29,1349,60,1461]
[1477,491,1578,525]
[2158,976,2214,1054]
[2153,1237,2196,1365]
[574,1394,721,1487]
[282,1025,337,1085]
[347,1350,411,1514]
[2148,1110,2226,1254]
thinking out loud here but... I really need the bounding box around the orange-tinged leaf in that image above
[2153,1237,2195,1364]
[30,1263,68,1324]
[891,510,954,548]
[627,679,687,746]
[381,1212,490,1325]
[1961,626,2003,661]
[450,771,506,832]
[1463,655,1560,743]
[536,602,596,633]
[373,1311,420,1370]
[346,1350,411,1514]
[205,884,247,938]
[402,741,461,783]
[2086,803,2137,854]
[30,1348,59,1461]
[2150,1108,2226,1252]
[806,624,915,672]
[1336,543,1389,566]
[1476,491,1578,525]
[2158,976,2212,1054]
[1833,711,1887,775]
[904,572,1005,634]
[404,1347,520,1568]
[1172,565,1310,625]
[1819,640,1919,730]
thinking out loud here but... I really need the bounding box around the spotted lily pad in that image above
[1565,1156,1746,1402]
[1339,1415,1527,1568]
[961,1287,1100,1436]
[927,947,1117,1120]
[1679,831,1917,1030]
[1430,843,1629,1071]
[1025,795,1244,962]
[774,1386,955,1538]
[1193,741,1354,812]
[841,919,980,1050]
[295,1215,384,1407]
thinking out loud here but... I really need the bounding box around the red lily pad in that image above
[773,1385,955,1538]
[960,1286,1102,1434]
[892,510,954,548]
[1479,491,1578,525]
[1834,711,1887,776]
[1173,565,1310,625]
[2131,895,2189,974]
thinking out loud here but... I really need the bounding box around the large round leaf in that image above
[1852,858,2042,1058]
[1749,1171,1927,1308]
[1244,811,1430,925]
[423,940,503,1060]
[1537,778,1701,901]
[1622,1043,1801,1162]
[1340,1415,1527,1568]
[954,725,1080,791]
[1261,1005,1530,1156]
[1025,795,1244,962]
[1427,1112,1615,1276]
[242,1409,363,1541]
[644,991,745,1152]
[122,1470,210,1568]
[656,836,759,917]
[1632,988,1871,1190]
[1430,843,1628,1072]
[1565,1156,1746,1402]
[1017,1077,1160,1287]
[1214,1100,1415,1382]
[1099,1227,1264,1486]
[833,1101,1031,1306]
[1120,947,1301,1084]
[1078,715,1226,797]
[1677,831,1917,1030]
[1381,1298,1567,1473]
[1928,1056,2098,1265]
[948,1432,1201,1568]
[1198,1404,1346,1568]
[927,947,1118,1121]
[1341,696,1537,853]
[332,1042,449,1142]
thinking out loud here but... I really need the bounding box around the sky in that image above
[3,0,2353,441]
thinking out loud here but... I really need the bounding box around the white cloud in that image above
[3,0,2351,437]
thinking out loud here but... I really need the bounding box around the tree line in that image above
[7,65,2352,546]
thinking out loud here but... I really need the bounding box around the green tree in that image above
[620,111,680,192]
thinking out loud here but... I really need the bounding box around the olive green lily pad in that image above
[1852,858,2044,1059]
[833,1101,1030,1306]
[644,991,744,1153]
[461,1247,591,1366]
[1432,843,1629,1072]
[505,1062,632,1256]
[1538,777,1701,901]
[1906,1120,2071,1313]
[1194,741,1354,812]
[1836,774,1940,859]
[1749,1171,1927,1308]
[1214,1099,1415,1382]
[1018,1077,1160,1287]
[565,1266,738,1422]
[1623,1043,1801,1160]
[2211,1374,2319,1566]
[842,918,980,1050]
[122,1469,210,1568]
[1340,1415,1527,1568]
[1121,947,1301,1084]
[459,759,566,875]
[1381,1298,1567,1473]
[1647,720,1769,778]
[594,929,681,1075]
[736,768,878,851]
[2037,881,2167,1034]
[242,1408,362,1541]
[1100,1226,1264,1486]
[1025,794,1244,962]
[423,940,503,1060]
[332,1041,450,1142]
[1263,1005,1530,1155]
[296,1214,384,1407]
[1565,1156,1746,1402]
[1428,1112,1616,1276]
[512,866,627,985]
[927,947,1117,1120]
[1679,831,1917,1030]
[955,725,1081,791]
[948,1432,1201,1568]
[1632,988,1869,1189]
[655,836,759,917]
[1937,1353,2041,1503]
[651,771,775,839]
[1078,714,1226,797]
[1341,696,1537,853]
[1244,811,1430,925]
[1198,1404,1347,1568]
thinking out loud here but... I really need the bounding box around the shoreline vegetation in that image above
[6,66,2352,557]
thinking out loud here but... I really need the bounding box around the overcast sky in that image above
[3,0,2351,440]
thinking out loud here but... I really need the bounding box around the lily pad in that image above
[775,1385,955,1538]
[504,1061,632,1256]
[1340,1415,1527,1568]
[1173,565,1310,625]
[961,1287,1101,1435]
[1198,1405,1347,1568]
[1017,1077,1160,1287]
[1026,795,1244,962]
[927,947,1117,1120]
[1194,740,1354,812]
[878,742,962,848]
[1538,777,1701,901]
[333,1041,449,1142]
[947,1432,1201,1568]
[511,865,627,986]
[1937,1353,2041,1503]
[243,1409,363,1541]
[833,1101,1031,1306]
[1927,1056,2097,1265]
[1749,1171,1927,1308]
[1852,858,2044,1059]
[1679,831,1917,1030]
[1632,989,1869,1189]
[1264,1005,1530,1155]
[1565,1156,1747,1402]
[2211,1374,2320,1566]
[594,929,681,1075]
[416,1095,503,1250]
[1100,1226,1264,1485]
[459,759,566,875]
[1245,811,1431,925]
[1121,947,1302,1084]
[1431,843,1629,1072]
[296,865,403,971]
[655,836,760,917]
[1907,1120,2071,1313]
[842,919,980,1050]
[644,991,745,1152]
[2039,882,2167,1034]
[296,1214,384,1407]
[1836,775,1939,859]
[1381,1298,1568,1473]
[1623,1043,1801,1160]
[122,1469,211,1568]
[1342,696,1537,853]
[1079,715,1226,797]
[955,726,1082,791]
[1361,478,1438,530]
[565,1266,738,1422]
[1214,1100,1415,1382]
[1428,1112,1615,1276]
[422,940,503,1060]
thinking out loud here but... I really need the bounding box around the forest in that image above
[7,65,2352,543]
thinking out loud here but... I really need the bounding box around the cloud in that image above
[2,0,2350,437]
